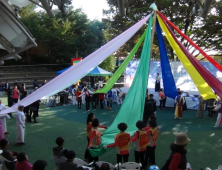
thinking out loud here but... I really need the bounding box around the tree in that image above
[103,0,222,60]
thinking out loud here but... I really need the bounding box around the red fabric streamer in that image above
[157,11,222,73]
[158,15,222,99]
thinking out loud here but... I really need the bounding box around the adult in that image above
[131,121,149,169]
[7,89,13,118]
[75,88,83,109]
[107,89,113,110]
[20,91,29,122]
[98,93,105,109]
[33,160,47,170]
[42,80,47,86]
[53,137,65,157]
[12,86,19,104]
[29,100,39,123]
[5,80,10,93]
[143,94,157,125]
[72,85,77,105]
[196,95,206,118]
[206,98,216,117]
[15,152,33,170]
[82,86,87,104]
[159,89,165,110]
[0,81,3,92]
[0,138,17,170]
[174,91,185,119]
[33,79,38,88]
[19,84,25,94]
[213,98,222,128]
[116,87,123,105]
[155,73,160,92]
[88,118,102,162]
[16,104,25,146]
[13,80,18,87]
[84,88,91,111]
[85,113,107,162]
[91,89,98,109]
[0,98,10,135]
[105,123,130,164]
[59,150,77,170]
[161,133,190,170]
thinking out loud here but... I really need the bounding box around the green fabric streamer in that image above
[95,30,147,94]
[89,16,153,157]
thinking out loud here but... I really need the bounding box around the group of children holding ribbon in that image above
[84,112,158,169]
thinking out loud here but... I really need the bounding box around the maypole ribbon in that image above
[96,29,147,94]
[157,11,222,73]
[158,14,221,99]
[157,15,215,100]
[89,15,153,157]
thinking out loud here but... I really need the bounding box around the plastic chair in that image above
[52,156,67,170]
[0,155,17,170]
[120,162,141,170]
[96,161,116,169]
[73,158,89,167]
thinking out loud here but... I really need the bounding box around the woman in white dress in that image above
[16,104,25,146]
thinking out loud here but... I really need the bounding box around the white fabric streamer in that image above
[0,14,151,115]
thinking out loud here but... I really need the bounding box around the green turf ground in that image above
[1,96,222,170]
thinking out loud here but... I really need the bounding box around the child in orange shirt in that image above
[75,88,83,109]
[104,123,130,164]
[131,121,149,168]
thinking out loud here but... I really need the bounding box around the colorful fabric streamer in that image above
[157,11,222,73]
[89,16,153,157]
[157,15,215,100]
[156,21,178,99]
[96,30,147,94]
[158,14,221,99]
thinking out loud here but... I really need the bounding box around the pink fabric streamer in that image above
[158,14,222,99]
[157,11,222,73]
[0,14,151,115]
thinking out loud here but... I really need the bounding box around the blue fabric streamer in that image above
[156,20,178,99]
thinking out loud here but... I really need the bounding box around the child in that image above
[131,121,149,168]
[53,137,65,157]
[104,123,130,164]
[75,88,83,109]
[143,115,157,131]
[144,120,158,166]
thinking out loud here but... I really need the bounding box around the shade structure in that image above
[56,66,113,76]
[86,66,113,76]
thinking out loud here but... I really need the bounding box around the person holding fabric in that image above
[155,73,161,92]
[143,94,157,125]
[144,120,158,166]
[196,95,205,118]
[84,88,91,111]
[16,104,25,146]
[12,86,19,104]
[98,93,105,109]
[75,88,83,109]
[72,85,77,105]
[107,89,113,110]
[131,121,149,169]
[158,89,165,110]
[213,98,222,128]
[87,118,102,162]
[85,113,107,162]
[0,98,10,135]
[104,123,131,164]
[161,133,190,170]
[174,91,185,119]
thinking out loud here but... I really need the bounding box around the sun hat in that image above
[174,132,190,145]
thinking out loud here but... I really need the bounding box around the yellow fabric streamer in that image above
[157,15,215,100]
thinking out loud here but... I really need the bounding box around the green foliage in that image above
[19,6,106,64]
[104,0,222,59]
[99,55,115,80]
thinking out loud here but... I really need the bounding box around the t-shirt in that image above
[107,90,112,98]
[12,89,19,99]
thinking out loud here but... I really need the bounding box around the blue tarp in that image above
[56,66,113,76]
[156,20,178,99]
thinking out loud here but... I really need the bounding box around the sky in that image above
[72,0,110,21]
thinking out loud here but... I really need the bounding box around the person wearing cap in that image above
[16,104,25,146]
[213,97,222,128]
[174,91,185,120]
[33,160,47,170]
[131,121,149,169]
[143,94,157,126]
[0,98,10,135]
[161,132,190,170]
